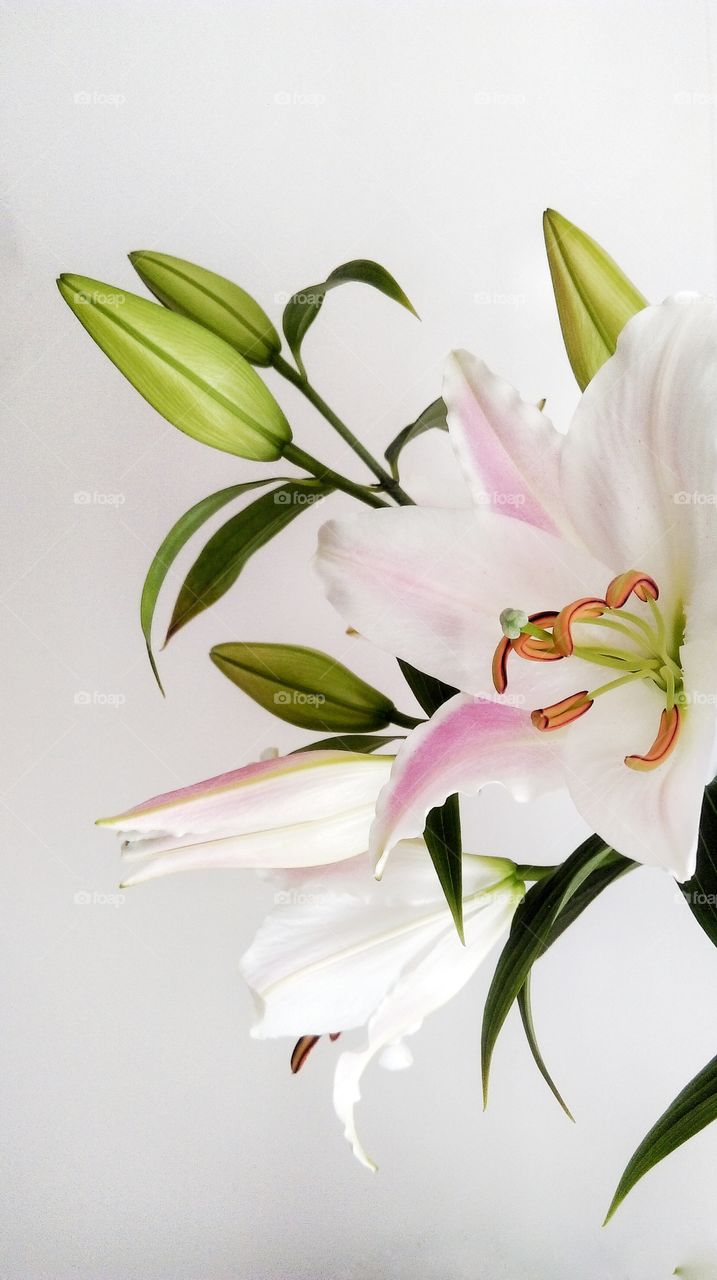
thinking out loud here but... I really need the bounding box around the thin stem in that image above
[274,353,415,505]
[284,442,388,508]
[514,863,560,882]
[391,708,425,730]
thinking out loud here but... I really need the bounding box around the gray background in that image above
[3,2,717,1276]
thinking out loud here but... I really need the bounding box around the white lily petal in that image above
[333,881,522,1170]
[369,693,564,875]
[443,349,571,535]
[316,507,614,697]
[240,843,513,1038]
[563,634,717,879]
[562,295,717,604]
[120,805,382,885]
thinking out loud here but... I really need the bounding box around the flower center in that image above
[493,570,685,771]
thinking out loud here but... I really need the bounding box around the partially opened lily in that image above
[317,296,717,880]
[97,749,393,884]
[240,842,523,1169]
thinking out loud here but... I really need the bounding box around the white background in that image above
[3,2,717,1276]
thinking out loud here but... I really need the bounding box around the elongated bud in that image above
[57,274,291,461]
[129,251,281,366]
[543,209,647,390]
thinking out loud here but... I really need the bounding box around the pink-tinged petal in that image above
[316,507,614,698]
[562,296,717,608]
[443,350,571,535]
[333,882,521,1170]
[98,750,392,839]
[98,751,393,878]
[369,693,564,875]
[561,635,717,879]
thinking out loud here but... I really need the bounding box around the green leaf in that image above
[140,480,280,693]
[543,209,647,391]
[680,778,717,946]
[57,274,291,459]
[397,659,458,716]
[605,1054,717,1223]
[165,480,330,642]
[517,975,574,1121]
[384,398,447,480]
[297,733,404,754]
[481,835,614,1105]
[282,259,418,377]
[209,642,397,732]
[424,793,464,943]
[129,251,281,367]
[513,852,634,1116]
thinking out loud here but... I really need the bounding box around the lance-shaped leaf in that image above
[140,480,281,693]
[282,259,418,377]
[57,274,291,459]
[129,251,281,367]
[384,398,448,480]
[481,835,615,1105]
[165,480,331,642]
[424,793,464,944]
[605,1055,717,1223]
[679,778,717,947]
[514,852,634,1116]
[543,209,647,390]
[297,733,403,754]
[209,642,398,732]
[397,658,458,717]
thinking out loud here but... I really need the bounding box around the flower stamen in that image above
[625,706,681,771]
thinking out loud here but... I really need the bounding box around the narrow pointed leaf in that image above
[165,480,330,641]
[297,733,404,754]
[141,479,280,692]
[605,1055,717,1223]
[384,398,447,479]
[282,259,418,377]
[481,835,614,1105]
[543,209,647,390]
[210,642,397,732]
[424,793,464,943]
[680,778,717,946]
[517,975,574,1120]
[397,658,458,716]
[57,274,291,458]
[129,250,281,366]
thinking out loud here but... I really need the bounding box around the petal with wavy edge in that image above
[333,881,522,1169]
[316,507,614,698]
[443,349,571,535]
[369,693,564,876]
[240,843,514,1038]
[562,295,717,607]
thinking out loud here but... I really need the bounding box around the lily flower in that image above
[317,297,717,880]
[97,749,393,885]
[240,842,523,1169]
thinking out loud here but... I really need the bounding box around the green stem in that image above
[284,442,388,508]
[274,353,415,505]
[514,863,560,882]
[391,708,425,730]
